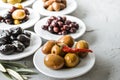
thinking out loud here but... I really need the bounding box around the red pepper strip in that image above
[62,46,93,53]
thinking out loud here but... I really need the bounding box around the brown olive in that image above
[52,2,61,11]
[42,0,48,2]
[42,40,56,54]
[60,3,66,10]
[58,35,74,47]
[75,40,89,58]
[64,53,80,68]
[61,0,66,6]
[47,5,54,11]
[44,0,54,7]
[44,54,64,69]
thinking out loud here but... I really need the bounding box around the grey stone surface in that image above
[1,0,120,80]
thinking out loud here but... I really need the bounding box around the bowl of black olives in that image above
[0,27,42,60]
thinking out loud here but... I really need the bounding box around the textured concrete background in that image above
[0,0,120,80]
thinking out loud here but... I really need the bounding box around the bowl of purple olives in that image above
[0,27,42,60]
[34,15,86,40]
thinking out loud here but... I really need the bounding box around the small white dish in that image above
[34,15,86,40]
[33,47,95,79]
[0,0,35,8]
[32,0,77,16]
[0,7,40,30]
[0,30,42,60]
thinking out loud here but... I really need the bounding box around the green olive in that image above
[75,40,89,58]
[7,0,22,4]
[51,44,61,55]
[58,35,74,47]
[2,0,7,3]
[42,40,56,54]
[44,54,64,69]
[64,53,80,68]
[51,44,65,57]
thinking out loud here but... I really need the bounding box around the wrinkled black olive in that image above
[23,32,31,38]
[9,27,23,36]
[0,40,6,46]
[0,30,10,44]
[0,30,10,40]
[10,35,17,40]
[12,41,25,52]
[0,44,15,55]
[17,34,30,47]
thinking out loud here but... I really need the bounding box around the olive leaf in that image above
[0,63,6,72]
[2,72,12,80]
[6,68,24,80]
[0,61,37,80]
[21,75,28,80]
[0,61,27,68]
[15,68,37,75]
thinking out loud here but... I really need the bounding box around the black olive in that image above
[12,41,25,52]
[23,32,31,38]
[0,40,6,46]
[4,13,12,19]
[0,16,3,22]
[0,30,10,43]
[5,19,14,24]
[17,34,30,47]
[0,44,15,55]
[9,27,23,36]
[10,35,17,40]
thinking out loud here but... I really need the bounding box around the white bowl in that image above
[32,0,77,16]
[0,30,42,60]
[34,15,86,40]
[0,0,35,8]
[0,7,40,30]
[33,47,95,79]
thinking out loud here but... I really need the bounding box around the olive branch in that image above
[0,61,37,80]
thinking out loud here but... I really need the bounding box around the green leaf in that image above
[6,68,24,80]
[2,64,18,70]
[0,63,6,72]
[15,68,37,75]
[0,62,27,68]
[21,75,28,80]
[2,72,12,80]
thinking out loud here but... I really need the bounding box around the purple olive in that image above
[61,30,67,35]
[50,20,58,27]
[49,16,57,20]
[65,20,71,25]
[58,21,63,27]
[9,6,17,13]
[70,28,77,33]
[53,27,59,33]
[42,25,48,30]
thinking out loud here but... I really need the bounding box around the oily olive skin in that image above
[42,40,56,54]
[64,53,80,68]
[75,40,89,58]
[51,44,61,55]
[58,35,74,47]
[0,44,15,55]
[44,54,64,70]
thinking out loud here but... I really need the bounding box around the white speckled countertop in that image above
[1,0,120,80]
